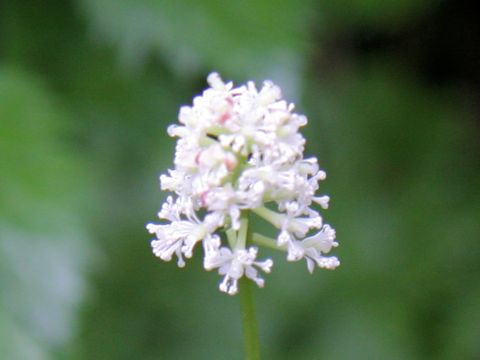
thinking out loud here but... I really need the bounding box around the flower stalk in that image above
[239,276,261,360]
[239,212,261,359]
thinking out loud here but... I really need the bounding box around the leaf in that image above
[0,67,95,359]
[77,0,314,82]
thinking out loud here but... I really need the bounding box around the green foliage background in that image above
[1,1,479,359]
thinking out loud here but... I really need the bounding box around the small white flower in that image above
[313,195,330,209]
[147,72,339,294]
[204,243,273,295]
[147,221,204,267]
[284,224,340,272]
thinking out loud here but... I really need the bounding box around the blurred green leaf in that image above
[77,0,313,82]
[0,67,95,359]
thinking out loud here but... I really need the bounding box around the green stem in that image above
[252,206,283,228]
[226,228,237,248]
[252,232,285,251]
[239,211,261,360]
[237,214,248,249]
[239,276,261,360]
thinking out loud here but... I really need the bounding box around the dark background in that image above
[1,1,479,359]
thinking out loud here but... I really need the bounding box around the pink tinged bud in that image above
[218,112,231,124]
[200,191,209,207]
[194,150,202,165]
[225,154,237,171]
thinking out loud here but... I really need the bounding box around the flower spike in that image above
[147,73,339,295]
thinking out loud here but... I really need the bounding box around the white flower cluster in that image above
[147,73,339,295]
